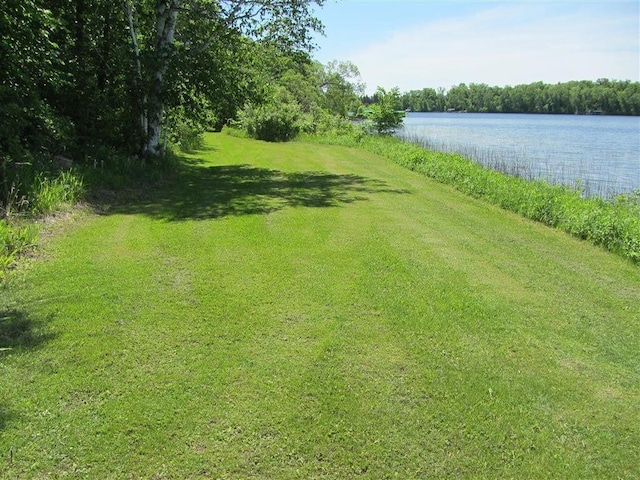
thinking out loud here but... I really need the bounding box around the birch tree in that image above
[125,0,325,157]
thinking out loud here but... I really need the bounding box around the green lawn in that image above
[1,133,639,479]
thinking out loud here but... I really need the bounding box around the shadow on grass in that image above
[1,308,54,433]
[106,163,410,221]
[0,404,15,434]
[0,308,54,353]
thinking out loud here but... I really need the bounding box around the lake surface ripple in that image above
[398,112,640,197]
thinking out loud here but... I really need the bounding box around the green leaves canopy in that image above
[1,0,327,162]
[367,87,405,134]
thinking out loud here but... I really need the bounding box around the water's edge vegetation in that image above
[397,115,640,199]
[299,131,640,264]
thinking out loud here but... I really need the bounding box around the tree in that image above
[236,54,369,140]
[367,87,404,134]
[0,0,60,160]
[125,0,325,156]
[1,0,65,203]
[318,60,364,117]
[397,80,639,116]
[446,83,470,112]
[47,0,140,152]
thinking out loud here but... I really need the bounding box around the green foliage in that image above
[312,134,640,263]
[2,164,84,216]
[307,110,366,138]
[134,0,326,154]
[1,0,326,161]
[172,123,205,153]
[0,220,38,271]
[317,60,365,117]
[165,105,209,153]
[30,171,84,216]
[398,86,447,112]
[78,146,179,193]
[0,0,329,270]
[45,0,141,152]
[0,167,83,274]
[242,103,302,142]
[165,21,251,134]
[0,0,74,203]
[398,80,640,115]
[231,49,366,140]
[366,87,405,134]
[238,88,302,142]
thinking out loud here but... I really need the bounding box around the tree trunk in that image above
[143,0,180,156]
[125,0,180,157]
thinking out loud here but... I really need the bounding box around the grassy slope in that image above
[1,133,638,479]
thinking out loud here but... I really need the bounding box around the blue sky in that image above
[311,1,640,94]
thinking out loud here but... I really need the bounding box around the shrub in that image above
[166,107,206,153]
[173,122,204,153]
[366,87,405,134]
[239,102,301,142]
[237,87,302,142]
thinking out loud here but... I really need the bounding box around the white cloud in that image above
[349,4,640,93]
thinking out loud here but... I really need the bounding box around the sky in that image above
[311,0,640,94]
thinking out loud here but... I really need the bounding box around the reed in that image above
[396,132,635,199]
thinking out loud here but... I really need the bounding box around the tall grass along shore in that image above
[303,131,640,264]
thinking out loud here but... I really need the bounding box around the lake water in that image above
[397,112,640,197]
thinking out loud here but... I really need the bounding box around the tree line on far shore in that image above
[364,79,640,115]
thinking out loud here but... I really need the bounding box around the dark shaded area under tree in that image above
[100,160,410,222]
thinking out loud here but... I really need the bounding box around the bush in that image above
[299,111,368,146]
[166,106,208,153]
[237,88,302,142]
[366,87,405,134]
[239,102,301,142]
[172,121,204,153]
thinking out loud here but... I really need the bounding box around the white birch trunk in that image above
[144,0,180,156]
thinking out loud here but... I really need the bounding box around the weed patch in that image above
[0,168,84,275]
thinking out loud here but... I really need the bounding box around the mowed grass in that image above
[1,133,639,478]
